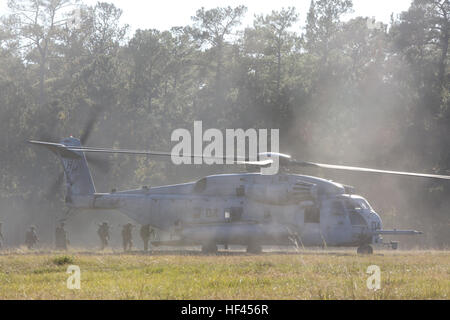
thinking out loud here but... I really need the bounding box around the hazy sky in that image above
[1,0,413,32]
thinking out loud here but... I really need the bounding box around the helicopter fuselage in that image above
[73,173,384,248]
[30,137,426,253]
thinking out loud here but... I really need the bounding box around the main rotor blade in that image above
[67,146,273,166]
[290,160,450,180]
[86,154,111,173]
[80,106,105,145]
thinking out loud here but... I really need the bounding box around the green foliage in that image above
[52,255,75,266]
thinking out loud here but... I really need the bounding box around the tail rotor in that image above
[32,106,110,203]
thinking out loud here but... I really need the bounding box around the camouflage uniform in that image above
[140,224,154,251]
[55,222,68,250]
[0,222,4,249]
[121,223,134,252]
[97,222,110,250]
[25,226,39,249]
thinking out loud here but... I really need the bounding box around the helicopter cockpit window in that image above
[345,198,372,212]
[304,205,320,223]
[357,199,372,210]
[357,200,368,210]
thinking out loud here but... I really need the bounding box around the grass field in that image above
[0,249,449,299]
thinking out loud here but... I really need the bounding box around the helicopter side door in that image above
[299,203,322,246]
[324,200,352,246]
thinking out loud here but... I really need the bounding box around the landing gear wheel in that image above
[357,244,373,255]
[246,243,262,254]
[201,243,218,254]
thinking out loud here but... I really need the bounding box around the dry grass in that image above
[0,249,449,299]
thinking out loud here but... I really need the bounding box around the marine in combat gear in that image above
[121,223,134,252]
[0,222,4,249]
[25,226,39,249]
[97,222,110,250]
[55,222,69,250]
[140,224,154,251]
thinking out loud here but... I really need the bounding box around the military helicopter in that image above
[28,128,450,255]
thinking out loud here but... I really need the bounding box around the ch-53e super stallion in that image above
[29,128,450,254]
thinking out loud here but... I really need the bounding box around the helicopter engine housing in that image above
[245,181,317,205]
